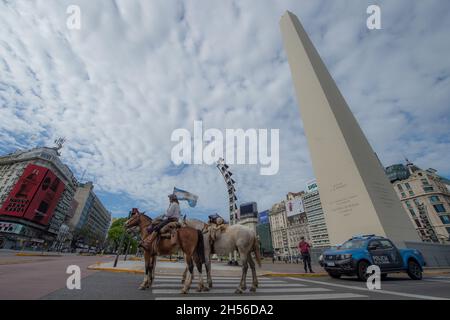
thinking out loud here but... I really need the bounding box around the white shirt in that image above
[164,202,181,220]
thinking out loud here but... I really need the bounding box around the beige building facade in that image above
[269,201,288,257]
[269,192,311,258]
[388,161,450,244]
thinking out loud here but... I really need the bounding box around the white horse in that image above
[183,218,261,294]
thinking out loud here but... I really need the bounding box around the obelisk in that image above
[280,11,419,246]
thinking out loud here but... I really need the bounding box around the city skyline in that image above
[1,0,449,219]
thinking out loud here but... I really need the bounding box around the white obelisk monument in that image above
[280,11,419,246]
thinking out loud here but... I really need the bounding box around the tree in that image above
[107,218,138,253]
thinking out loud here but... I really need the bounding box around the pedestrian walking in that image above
[298,237,314,273]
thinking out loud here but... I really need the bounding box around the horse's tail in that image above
[194,229,205,264]
[253,236,262,268]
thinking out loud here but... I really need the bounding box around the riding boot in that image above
[141,231,158,251]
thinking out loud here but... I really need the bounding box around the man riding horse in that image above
[140,193,181,251]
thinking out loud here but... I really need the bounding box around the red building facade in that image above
[0,164,65,226]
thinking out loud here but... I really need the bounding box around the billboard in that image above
[258,210,270,225]
[0,164,65,226]
[286,197,304,217]
[240,202,257,218]
[306,179,318,193]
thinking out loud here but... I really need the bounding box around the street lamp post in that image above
[113,210,131,268]
[113,232,125,267]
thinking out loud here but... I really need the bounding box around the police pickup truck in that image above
[319,235,426,281]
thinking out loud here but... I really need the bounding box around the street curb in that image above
[15,253,62,257]
[261,272,327,278]
[88,266,144,274]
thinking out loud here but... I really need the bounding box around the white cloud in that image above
[0,0,449,218]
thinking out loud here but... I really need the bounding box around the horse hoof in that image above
[250,287,257,292]
[139,286,146,290]
[181,289,188,294]
[235,288,244,294]
[203,287,210,292]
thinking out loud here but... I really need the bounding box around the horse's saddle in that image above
[159,221,181,239]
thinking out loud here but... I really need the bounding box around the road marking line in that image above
[287,277,449,300]
[423,279,450,284]
[152,287,327,294]
[156,293,367,300]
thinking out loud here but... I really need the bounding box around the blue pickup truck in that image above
[319,235,426,281]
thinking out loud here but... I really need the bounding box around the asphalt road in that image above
[0,250,113,299]
[42,271,450,300]
[1,250,450,300]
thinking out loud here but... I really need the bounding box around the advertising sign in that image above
[0,164,65,225]
[286,198,304,217]
[258,210,269,225]
[306,179,318,193]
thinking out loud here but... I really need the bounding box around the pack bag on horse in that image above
[125,199,206,294]
[207,213,227,253]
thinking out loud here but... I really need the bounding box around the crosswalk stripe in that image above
[154,279,285,284]
[151,283,306,288]
[156,293,368,300]
[154,276,275,280]
[152,287,329,294]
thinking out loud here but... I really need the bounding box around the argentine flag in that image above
[173,187,199,208]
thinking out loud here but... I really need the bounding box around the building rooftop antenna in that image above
[53,137,66,155]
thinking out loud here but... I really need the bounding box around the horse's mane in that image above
[140,214,152,222]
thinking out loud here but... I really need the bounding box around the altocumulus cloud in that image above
[0,0,449,218]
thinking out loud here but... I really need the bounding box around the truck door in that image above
[368,239,403,270]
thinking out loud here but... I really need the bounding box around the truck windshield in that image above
[340,239,367,249]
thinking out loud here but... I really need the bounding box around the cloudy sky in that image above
[1,0,449,219]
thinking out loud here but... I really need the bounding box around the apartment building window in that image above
[433,204,446,213]
[439,215,450,224]
[397,184,404,192]
[414,219,422,228]
[401,192,406,198]
[423,186,434,192]
[405,183,412,190]
[409,190,414,196]
[429,195,440,202]
[409,209,416,217]
[405,201,412,208]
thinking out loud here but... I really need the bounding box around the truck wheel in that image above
[357,260,370,281]
[328,272,341,279]
[407,260,422,280]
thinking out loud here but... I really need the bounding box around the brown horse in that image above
[125,211,205,293]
